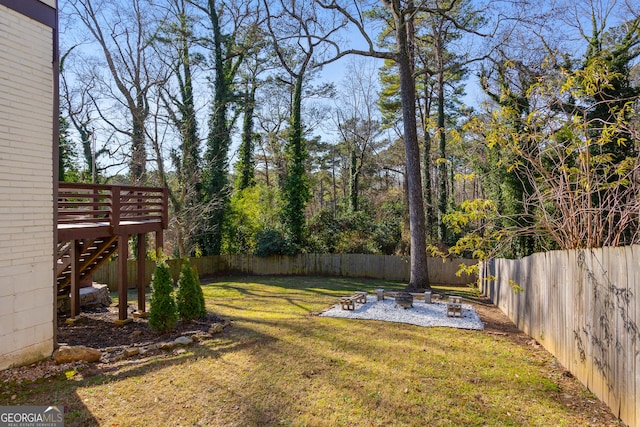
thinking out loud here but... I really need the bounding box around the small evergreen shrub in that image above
[176,258,206,321]
[148,260,178,333]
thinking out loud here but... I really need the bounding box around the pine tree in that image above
[148,261,178,333]
[176,258,206,321]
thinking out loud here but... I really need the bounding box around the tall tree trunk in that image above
[423,120,434,238]
[237,82,257,191]
[159,1,201,257]
[388,0,429,290]
[349,148,358,212]
[200,1,234,255]
[282,73,310,246]
[436,65,447,243]
[131,94,147,183]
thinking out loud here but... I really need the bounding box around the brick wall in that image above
[0,3,55,369]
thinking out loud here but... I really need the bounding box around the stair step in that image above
[56,236,119,292]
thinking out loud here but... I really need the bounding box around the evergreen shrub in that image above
[148,260,178,333]
[176,258,206,321]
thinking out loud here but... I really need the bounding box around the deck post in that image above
[111,186,121,235]
[116,234,131,324]
[67,240,81,323]
[135,233,147,316]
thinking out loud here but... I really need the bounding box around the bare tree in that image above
[59,47,112,182]
[68,0,164,183]
[333,59,384,212]
[150,0,206,256]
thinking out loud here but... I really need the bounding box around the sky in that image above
[58,0,637,176]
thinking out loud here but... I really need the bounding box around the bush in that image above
[176,258,206,321]
[148,260,178,333]
[254,229,297,257]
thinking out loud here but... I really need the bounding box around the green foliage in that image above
[222,185,282,254]
[305,203,402,255]
[451,42,639,259]
[305,209,340,253]
[280,139,310,249]
[222,187,261,254]
[148,261,178,333]
[176,258,206,321]
[254,229,297,257]
[280,77,311,249]
[235,92,257,191]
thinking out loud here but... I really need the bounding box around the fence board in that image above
[568,251,591,384]
[93,254,478,290]
[588,248,606,404]
[483,245,640,427]
[631,246,640,426]
[611,247,625,418]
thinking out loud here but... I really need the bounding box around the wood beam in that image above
[117,235,129,322]
[70,240,80,319]
[136,233,146,314]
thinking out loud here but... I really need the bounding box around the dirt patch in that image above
[0,306,225,384]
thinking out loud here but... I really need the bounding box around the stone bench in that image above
[447,296,462,317]
[340,292,368,310]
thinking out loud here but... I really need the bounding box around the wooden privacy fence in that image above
[92,253,477,289]
[480,245,640,427]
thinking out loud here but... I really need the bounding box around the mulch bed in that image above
[56,306,225,351]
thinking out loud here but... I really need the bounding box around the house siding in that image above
[0,2,56,369]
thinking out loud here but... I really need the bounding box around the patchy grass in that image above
[2,276,622,426]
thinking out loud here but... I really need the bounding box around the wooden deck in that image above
[58,182,168,240]
[56,183,168,322]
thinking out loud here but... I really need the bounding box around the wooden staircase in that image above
[57,182,168,321]
[56,236,118,297]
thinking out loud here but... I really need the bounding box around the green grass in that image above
[2,276,621,426]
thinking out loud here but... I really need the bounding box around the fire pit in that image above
[394,292,413,309]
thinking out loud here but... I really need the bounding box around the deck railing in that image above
[57,182,168,234]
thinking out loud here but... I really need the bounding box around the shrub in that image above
[176,258,206,321]
[148,260,178,333]
[254,229,297,257]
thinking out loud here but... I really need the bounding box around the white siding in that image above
[0,4,55,370]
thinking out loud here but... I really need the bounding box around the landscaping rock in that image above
[53,346,101,364]
[79,284,112,308]
[111,354,126,362]
[124,347,140,357]
[209,323,224,335]
[174,336,193,346]
[158,341,175,350]
[191,332,212,342]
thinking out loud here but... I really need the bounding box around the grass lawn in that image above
[1,276,622,426]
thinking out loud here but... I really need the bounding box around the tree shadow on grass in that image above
[7,320,278,427]
[201,275,407,297]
